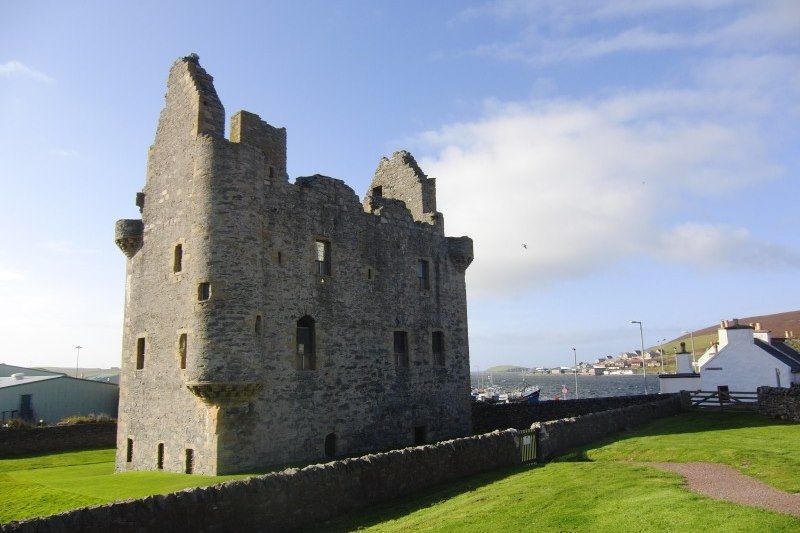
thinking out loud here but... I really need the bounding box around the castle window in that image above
[136,337,146,370]
[372,186,382,198]
[432,331,445,366]
[185,449,194,474]
[417,260,430,290]
[157,443,164,470]
[324,432,336,459]
[126,438,133,463]
[178,333,187,369]
[315,240,331,276]
[255,315,262,336]
[198,282,211,301]
[173,244,183,273]
[414,425,427,445]
[367,268,372,280]
[277,251,283,265]
[269,166,275,178]
[394,331,409,368]
[297,316,316,370]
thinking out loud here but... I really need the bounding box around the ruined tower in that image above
[114,55,474,475]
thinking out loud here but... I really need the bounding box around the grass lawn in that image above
[319,411,800,531]
[560,410,800,493]
[0,449,249,523]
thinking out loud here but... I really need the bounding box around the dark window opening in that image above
[297,315,316,370]
[126,438,133,463]
[255,315,262,336]
[198,282,211,301]
[367,268,372,280]
[277,251,283,264]
[136,337,146,370]
[185,449,194,474]
[372,186,383,197]
[417,259,430,290]
[432,331,445,366]
[315,240,331,276]
[178,333,187,369]
[269,166,275,178]
[157,443,164,470]
[173,244,183,273]
[324,432,336,459]
[394,331,409,368]
[414,425,427,445]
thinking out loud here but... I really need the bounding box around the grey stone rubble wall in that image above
[534,396,682,461]
[0,423,116,458]
[758,384,800,422]
[1,430,519,532]
[472,393,671,434]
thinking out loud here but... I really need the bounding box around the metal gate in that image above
[519,428,537,463]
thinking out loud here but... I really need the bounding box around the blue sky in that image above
[1,1,798,370]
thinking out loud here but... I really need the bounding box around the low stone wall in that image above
[472,393,670,434]
[1,430,520,532]
[534,396,682,461]
[758,384,800,422]
[0,423,117,458]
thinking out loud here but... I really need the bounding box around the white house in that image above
[0,367,118,425]
[658,345,700,394]
[699,320,800,391]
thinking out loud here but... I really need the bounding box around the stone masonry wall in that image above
[116,55,474,475]
[0,423,116,458]
[471,394,670,434]
[1,430,519,532]
[758,384,800,422]
[534,396,682,461]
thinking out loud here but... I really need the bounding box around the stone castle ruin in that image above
[114,55,474,475]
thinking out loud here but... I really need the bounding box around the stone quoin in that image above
[114,54,474,475]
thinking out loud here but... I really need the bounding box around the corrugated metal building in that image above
[0,369,118,425]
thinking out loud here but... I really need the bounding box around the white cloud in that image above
[416,85,792,298]
[0,60,54,83]
[462,0,799,65]
[0,267,24,282]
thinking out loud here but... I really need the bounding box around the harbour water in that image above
[471,372,662,401]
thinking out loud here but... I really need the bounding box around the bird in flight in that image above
[522,243,528,249]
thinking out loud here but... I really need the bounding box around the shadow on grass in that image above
[556,410,794,463]
[301,463,543,532]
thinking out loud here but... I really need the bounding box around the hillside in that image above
[483,365,530,373]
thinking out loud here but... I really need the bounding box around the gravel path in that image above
[646,462,800,517]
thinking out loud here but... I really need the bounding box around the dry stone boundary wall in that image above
[0,423,116,458]
[471,393,670,434]
[534,396,683,461]
[1,430,520,532]
[758,384,800,422]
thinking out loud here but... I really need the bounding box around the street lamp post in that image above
[630,321,647,394]
[572,347,579,399]
[683,330,697,368]
[659,338,666,371]
[74,345,83,379]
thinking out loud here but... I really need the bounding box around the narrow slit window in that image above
[296,316,316,370]
[277,251,283,265]
[136,337,146,370]
[367,268,372,280]
[315,240,331,276]
[414,425,427,445]
[157,443,164,470]
[417,259,430,290]
[185,449,194,474]
[198,282,211,301]
[126,438,133,463]
[173,244,183,273]
[269,166,275,178]
[324,432,336,459]
[255,315,262,336]
[178,333,187,369]
[432,331,445,366]
[393,331,409,368]
[372,185,382,197]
